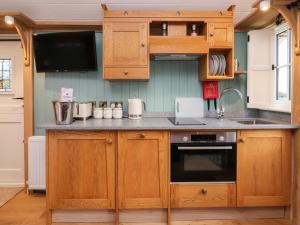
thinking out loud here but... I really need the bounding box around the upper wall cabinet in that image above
[103,22,149,80]
[102,8,235,81]
[208,23,233,47]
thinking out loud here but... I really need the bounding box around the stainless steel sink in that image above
[231,118,278,125]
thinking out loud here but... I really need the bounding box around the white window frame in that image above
[247,24,292,113]
[269,23,292,112]
[0,58,13,94]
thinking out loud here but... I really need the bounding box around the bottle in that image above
[191,24,197,36]
[162,23,168,36]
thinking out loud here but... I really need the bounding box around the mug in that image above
[94,108,103,119]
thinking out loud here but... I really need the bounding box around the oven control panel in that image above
[171,131,236,143]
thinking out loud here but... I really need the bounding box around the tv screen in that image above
[34,31,97,72]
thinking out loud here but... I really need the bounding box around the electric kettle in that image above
[128,98,146,120]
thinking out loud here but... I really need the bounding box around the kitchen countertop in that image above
[38,117,299,130]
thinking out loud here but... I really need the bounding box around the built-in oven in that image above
[171,131,236,183]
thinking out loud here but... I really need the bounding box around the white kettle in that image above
[128,98,146,120]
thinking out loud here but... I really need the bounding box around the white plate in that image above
[220,55,226,75]
[216,55,222,75]
[212,55,218,75]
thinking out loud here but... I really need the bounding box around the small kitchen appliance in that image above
[128,98,146,120]
[73,101,95,120]
[171,131,237,182]
[52,101,74,125]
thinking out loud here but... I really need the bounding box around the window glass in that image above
[276,27,291,101]
[0,59,12,92]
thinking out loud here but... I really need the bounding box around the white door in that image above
[0,40,24,187]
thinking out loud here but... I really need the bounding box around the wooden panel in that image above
[171,208,285,221]
[52,209,115,223]
[104,67,149,80]
[118,131,169,209]
[208,23,233,47]
[149,36,208,54]
[237,130,291,207]
[171,219,292,225]
[168,22,187,36]
[103,22,148,67]
[103,10,234,19]
[119,209,167,223]
[47,131,116,209]
[171,184,236,208]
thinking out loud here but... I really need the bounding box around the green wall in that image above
[34,32,248,135]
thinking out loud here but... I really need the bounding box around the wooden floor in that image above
[0,190,293,225]
[0,190,46,225]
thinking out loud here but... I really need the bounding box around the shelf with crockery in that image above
[199,48,234,81]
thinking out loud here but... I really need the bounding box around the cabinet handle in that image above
[201,189,208,195]
[239,138,246,143]
[124,11,128,16]
[106,138,113,144]
[139,133,146,138]
[176,11,181,16]
[209,33,214,37]
[124,71,128,75]
[141,43,145,47]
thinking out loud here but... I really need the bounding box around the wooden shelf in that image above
[234,70,247,75]
[149,36,209,54]
[206,75,234,80]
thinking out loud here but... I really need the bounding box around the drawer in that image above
[104,67,149,80]
[171,184,236,208]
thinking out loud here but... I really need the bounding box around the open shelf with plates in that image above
[199,48,234,80]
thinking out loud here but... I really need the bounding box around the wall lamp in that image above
[4,16,15,25]
[260,0,271,11]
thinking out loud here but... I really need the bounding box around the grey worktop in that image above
[38,117,299,131]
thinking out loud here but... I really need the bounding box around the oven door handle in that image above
[177,146,233,150]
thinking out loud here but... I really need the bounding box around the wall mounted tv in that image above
[34,31,98,72]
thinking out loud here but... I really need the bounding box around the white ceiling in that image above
[0,0,255,24]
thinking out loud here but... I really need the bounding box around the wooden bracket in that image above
[296,11,300,55]
[227,5,236,12]
[101,4,108,11]
[14,20,32,66]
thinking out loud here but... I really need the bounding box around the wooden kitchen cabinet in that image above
[237,130,291,207]
[118,131,169,208]
[171,184,236,208]
[47,131,116,209]
[208,22,233,47]
[103,22,149,80]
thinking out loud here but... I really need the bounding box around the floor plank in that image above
[0,190,293,225]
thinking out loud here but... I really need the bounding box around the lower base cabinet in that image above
[118,131,169,209]
[237,130,291,207]
[171,184,237,208]
[47,131,116,209]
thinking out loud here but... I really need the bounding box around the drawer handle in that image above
[141,43,146,47]
[139,133,146,139]
[124,11,129,16]
[124,71,129,75]
[106,138,113,144]
[201,189,208,195]
[210,33,214,37]
[176,11,181,16]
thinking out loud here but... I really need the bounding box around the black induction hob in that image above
[168,117,206,126]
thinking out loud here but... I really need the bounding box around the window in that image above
[275,25,292,101]
[0,59,12,92]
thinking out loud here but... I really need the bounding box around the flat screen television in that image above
[34,31,97,72]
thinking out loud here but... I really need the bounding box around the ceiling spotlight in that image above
[260,0,271,11]
[4,16,14,25]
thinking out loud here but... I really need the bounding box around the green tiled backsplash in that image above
[34,32,248,135]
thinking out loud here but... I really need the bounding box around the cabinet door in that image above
[237,130,291,207]
[103,22,148,67]
[208,23,233,47]
[47,131,116,209]
[118,131,169,209]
